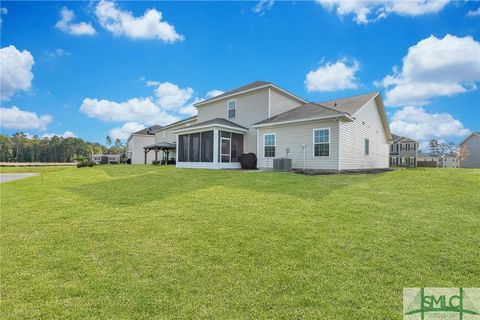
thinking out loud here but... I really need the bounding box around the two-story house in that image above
[131,81,392,171]
[389,134,418,167]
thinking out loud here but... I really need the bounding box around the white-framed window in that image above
[227,99,236,119]
[264,133,276,158]
[313,128,330,157]
[365,138,370,156]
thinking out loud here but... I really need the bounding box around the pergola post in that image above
[144,149,148,164]
[155,149,158,164]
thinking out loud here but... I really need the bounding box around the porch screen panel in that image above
[201,131,213,162]
[231,133,244,162]
[178,134,189,162]
[189,133,200,162]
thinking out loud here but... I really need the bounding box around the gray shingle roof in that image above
[253,103,347,126]
[175,118,248,131]
[392,133,417,143]
[196,81,271,106]
[160,115,197,131]
[318,92,379,115]
[133,125,162,135]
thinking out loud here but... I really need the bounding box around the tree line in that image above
[0,133,126,163]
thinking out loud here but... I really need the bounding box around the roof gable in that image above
[460,132,480,145]
[317,92,379,115]
[194,81,306,107]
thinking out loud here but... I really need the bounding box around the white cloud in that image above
[305,58,360,92]
[205,89,224,99]
[0,106,52,130]
[44,48,71,59]
[316,0,449,24]
[0,45,34,100]
[379,34,480,106]
[108,121,145,140]
[467,7,480,17]
[253,0,275,15]
[42,131,76,139]
[80,97,179,125]
[0,7,7,26]
[55,7,96,36]
[153,82,193,110]
[95,0,183,42]
[80,81,223,126]
[390,106,470,147]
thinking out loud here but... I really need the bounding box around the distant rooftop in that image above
[133,125,162,135]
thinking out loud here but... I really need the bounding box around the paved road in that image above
[0,173,39,183]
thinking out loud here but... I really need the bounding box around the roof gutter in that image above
[172,123,248,134]
[252,114,353,128]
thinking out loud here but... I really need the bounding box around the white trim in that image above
[263,133,276,158]
[312,128,330,158]
[252,114,352,128]
[172,123,248,134]
[227,99,236,119]
[176,161,241,169]
[460,132,480,146]
[194,83,307,107]
[220,135,231,163]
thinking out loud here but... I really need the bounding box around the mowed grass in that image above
[1,165,479,319]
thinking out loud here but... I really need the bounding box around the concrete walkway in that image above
[0,173,39,183]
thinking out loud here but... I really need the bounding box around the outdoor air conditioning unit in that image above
[273,158,292,172]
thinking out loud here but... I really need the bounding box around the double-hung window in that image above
[313,128,329,157]
[227,99,236,119]
[264,133,276,157]
[365,138,370,156]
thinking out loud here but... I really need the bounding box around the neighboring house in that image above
[417,153,459,168]
[417,153,440,166]
[389,134,418,167]
[459,132,480,168]
[168,81,392,170]
[126,125,162,164]
[439,154,459,168]
[91,154,121,165]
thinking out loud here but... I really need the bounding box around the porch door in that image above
[221,137,231,163]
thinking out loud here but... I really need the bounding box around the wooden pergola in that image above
[143,142,176,164]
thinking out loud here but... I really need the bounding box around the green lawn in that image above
[1,166,479,319]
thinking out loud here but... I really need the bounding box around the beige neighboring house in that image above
[459,132,480,168]
[439,154,459,168]
[128,81,392,170]
[126,125,162,164]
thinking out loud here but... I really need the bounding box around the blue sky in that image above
[1,0,479,148]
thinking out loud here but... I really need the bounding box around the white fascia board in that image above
[172,123,248,134]
[252,114,352,128]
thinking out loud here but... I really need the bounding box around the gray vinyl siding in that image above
[269,88,303,117]
[197,88,269,153]
[460,135,480,168]
[155,119,197,144]
[257,120,340,170]
[339,97,390,169]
